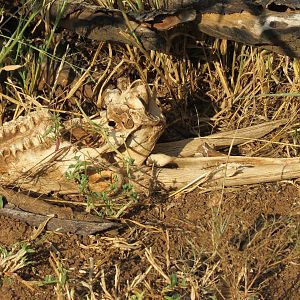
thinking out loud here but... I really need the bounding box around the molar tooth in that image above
[4,125,16,136]
[25,115,35,129]
[16,115,25,123]
[11,126,17,135]
[39,125,53,139]
[31,114,39,125]
[22,137,32,149]
[31,110,50,125]
[14,140,25,152]
[15,115,30,132]
[10,141,26,156]
[10,145,17,157]
[18,124,27,133]
[31,136,42,147]
[22,113,36,129]
[36,134,45,144]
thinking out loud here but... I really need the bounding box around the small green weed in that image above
[49,251,74,299]
[65,155,92,194]
[129,290,145,300]
[43,112,63,140]
[65,155,99,212]
[0,242,34,277]
[162,274,188,300]
[65,155,138,216]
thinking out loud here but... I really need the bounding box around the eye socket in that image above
[108,120,116,127]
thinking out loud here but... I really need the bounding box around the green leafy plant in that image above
[64,155,136,216]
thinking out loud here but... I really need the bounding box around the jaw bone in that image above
[0,83,165,195]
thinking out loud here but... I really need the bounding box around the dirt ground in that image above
[0,182,299,299]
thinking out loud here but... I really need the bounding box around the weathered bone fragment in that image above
[0,108,99,194]
[152,156,300,194]
[0,103,293,196]
[153,119,287,157]
[102,82,166,165]
[0,84,295,198]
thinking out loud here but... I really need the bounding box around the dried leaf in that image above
[0,65,22,72]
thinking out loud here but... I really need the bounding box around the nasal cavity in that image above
[267,2,289,12]
[108,120,116,128]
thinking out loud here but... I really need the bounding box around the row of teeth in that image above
[0,109,51,140]
[0,110,56,159]
[0,133,48,159]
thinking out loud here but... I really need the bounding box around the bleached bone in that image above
[0,85,295,197]
[0,83,165,194]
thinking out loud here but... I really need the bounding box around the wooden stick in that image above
[46,0,300,57]
[0,205,121,235]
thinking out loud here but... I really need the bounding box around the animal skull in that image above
[0,83,165,195]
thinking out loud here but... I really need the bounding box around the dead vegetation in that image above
[0,1,300,299]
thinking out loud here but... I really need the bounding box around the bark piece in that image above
[47,0,300,57]
[49,0,167,51]
[0,187,107,222]
[0,186,73,219]
[0,205,120,235]
[198,9,300,58]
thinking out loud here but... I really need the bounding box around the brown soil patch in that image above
[0,182,299,299]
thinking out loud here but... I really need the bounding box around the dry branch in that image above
[48,0,300,57]
[0,186,73,219]
[0,187,122,234]
[0,205,120,235]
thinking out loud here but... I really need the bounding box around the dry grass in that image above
[1,1,300,299]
